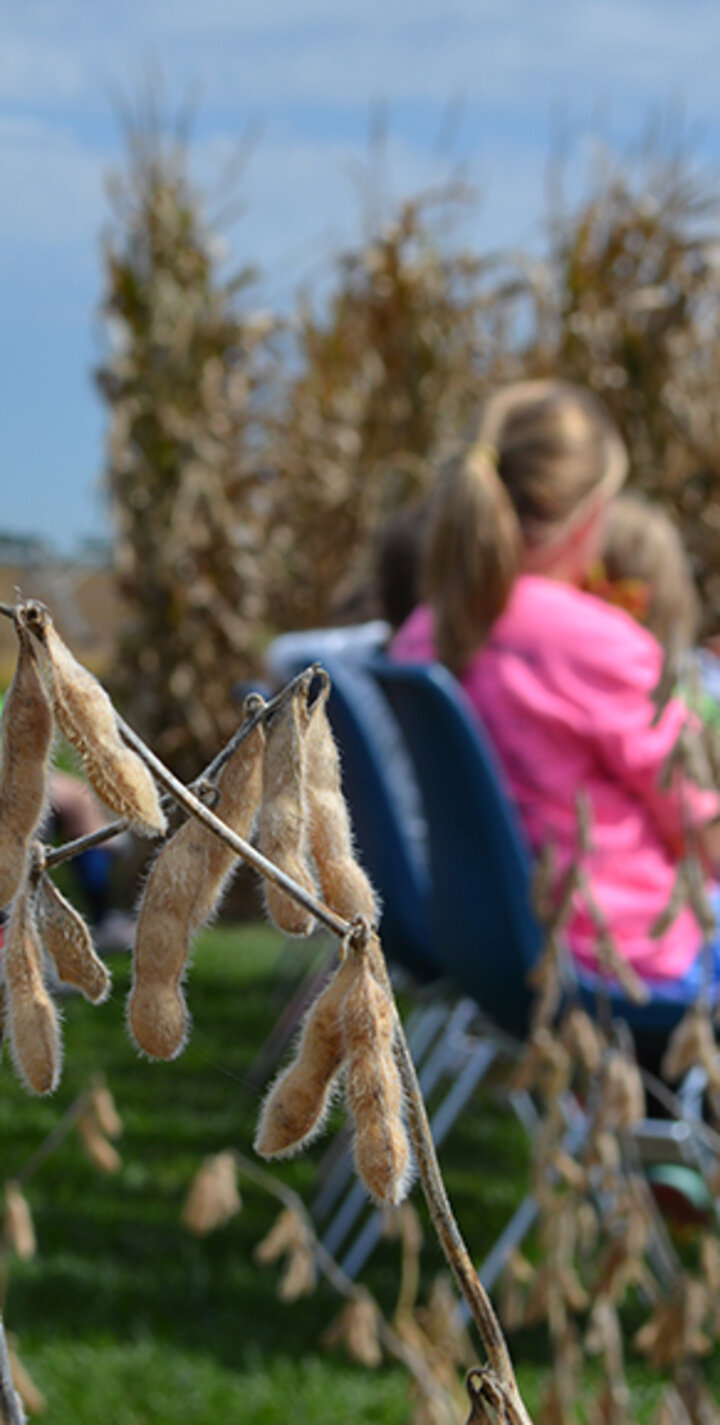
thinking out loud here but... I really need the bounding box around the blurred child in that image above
[586,493,719,724]
[392,379,720,991]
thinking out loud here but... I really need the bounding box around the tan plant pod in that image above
[256,689,317,935]
[343,957,411,1206]
[4,1181,36,1260]
[129,718,265,1060]
[36,876,110,1004]
[278,1245,316,1302]
[0,629,52,908]
[181,1151,241,1236]
[26,604,165,837]
[254,1207,307,1265]
[304,684,377,924]
[89,1079,123,1140]
[254,954,360,1159]
[321,1296,383,1368]
[4,883,62,1096]
[76,1110,122,1175]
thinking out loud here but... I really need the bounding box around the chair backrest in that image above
[370,658,702,1051]
[371,659,541,1037]
[318,657,439,983]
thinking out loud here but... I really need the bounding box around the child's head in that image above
[594,493,699,651]
[375,499,428,632]
[425,379,628,672]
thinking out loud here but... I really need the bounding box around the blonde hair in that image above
[425,380,628,672]
[602,494,699,651]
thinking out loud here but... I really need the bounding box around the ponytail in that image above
[426,441,521,674]
[424,380,628,675]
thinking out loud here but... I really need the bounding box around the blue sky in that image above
[2,0,720,553]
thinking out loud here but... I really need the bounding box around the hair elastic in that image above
[468,440,499,470]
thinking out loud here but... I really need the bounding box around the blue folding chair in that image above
[370,658,707,1052]
[369,659,540,1039]
[313,657,715,1291]
[317,656,439,983]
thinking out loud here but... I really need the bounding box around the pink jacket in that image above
[391,576,719,982]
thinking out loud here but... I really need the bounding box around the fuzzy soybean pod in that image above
[304,684,378,925]
[25,605,166,838]
[36,874,111,1004]
[254,952,362,1159]
[129,718,266,1060]
[4,880,62,1096]
[343,957,411,1206]
[256,688,317,936]
[0,629,53,908]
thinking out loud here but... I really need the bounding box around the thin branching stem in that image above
[232,1152,459,1425]
[44,821,129,870]
[0,1314,24,1425]
[362,935,532,1425]
[42,664,322,872]
[202,664,324,784]
[14,1092,93,1190]
[116,714,348,939]
[113,710,532,1419]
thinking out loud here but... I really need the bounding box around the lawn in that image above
[0,923,712,1422]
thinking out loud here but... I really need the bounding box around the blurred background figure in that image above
[391,379,720,992]
[585,492,720,723]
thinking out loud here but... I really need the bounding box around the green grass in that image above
[0,923,715,1422]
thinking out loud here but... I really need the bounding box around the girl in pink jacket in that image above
[391,380,720,988]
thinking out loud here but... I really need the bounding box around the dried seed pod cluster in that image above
[256,677,378,936]
[255,929,411,1206]
[0,853,116,1095]
[254,1206,317,1302]
[129,676,378,1062]
[128,711,266,1060]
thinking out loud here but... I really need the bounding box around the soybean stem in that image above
[232,1153,458,1425]
[116,703,531,1420]
[43,665,322,872]
[116,715,348,940]
[0,1314,24,1425]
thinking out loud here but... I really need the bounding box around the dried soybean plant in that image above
[503,722,720,1425]
[181,1149,468,1425]
[0,597,533,1425]
[0,1075,124,1418]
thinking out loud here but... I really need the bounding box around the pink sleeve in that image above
[569,626,720,850]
